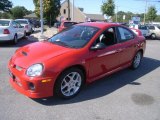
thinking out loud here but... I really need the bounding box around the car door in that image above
[116,27,137,66]
[88,27,122,81]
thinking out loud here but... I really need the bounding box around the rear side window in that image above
[138,25,147,30]
[149,26,155,30]
[117,27,134,42]
[16,20,28,24]
[0,20,10,26]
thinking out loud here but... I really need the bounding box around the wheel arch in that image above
[53,64,87,92]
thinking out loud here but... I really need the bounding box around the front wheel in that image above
[131,51,142,69]
[55,68,84,99]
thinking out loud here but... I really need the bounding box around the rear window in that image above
[64,22,77,27]
[15,20,28,24]
[138,25,147,30]
[0,20,10,26]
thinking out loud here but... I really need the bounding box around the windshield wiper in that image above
[52,41,70,47]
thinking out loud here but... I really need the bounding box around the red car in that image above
[58,21,77,32]
[8,22,146,99]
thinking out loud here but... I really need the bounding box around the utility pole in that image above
[72,0,74,21]
[40,0,44,36]
[143,0,147,24]
[116,6,119,23]
[68,0,70,21]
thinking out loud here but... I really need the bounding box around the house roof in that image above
[24,13,37,18]
[85,14,105,21]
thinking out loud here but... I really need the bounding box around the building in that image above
[57,0,105,22]
[23,13,38,19]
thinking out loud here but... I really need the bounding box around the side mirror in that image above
[90,43,106,51]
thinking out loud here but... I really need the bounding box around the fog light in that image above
[29,82,35,90]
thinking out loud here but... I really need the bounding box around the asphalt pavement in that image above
[0,38,160,120]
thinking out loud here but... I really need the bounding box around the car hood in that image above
[11,41,73,68]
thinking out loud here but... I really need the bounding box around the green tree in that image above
[0,12,12,19]
[101,0,115,17]
[11,6,31,19]
[0,0,12,12]
[146,6,157,22]
[33,0,61,26]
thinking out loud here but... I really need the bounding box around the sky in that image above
[11,0,160,14]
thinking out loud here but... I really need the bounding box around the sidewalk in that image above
[27,27,58,41]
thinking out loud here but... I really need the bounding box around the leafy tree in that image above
[101,0,115,17]
[33,0,61,26]
[0,12,12,19]
[0,0,12,12]
[146,6,157,22]
[11,6,32,19]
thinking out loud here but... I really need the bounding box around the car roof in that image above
[15,19,28,21]
[77,22,119,29]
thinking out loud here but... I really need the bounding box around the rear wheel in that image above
[55,68,84,99]
[12,35,18,44]
[151,33,156,40]
[23,31,26,38]
[131,51,142,69]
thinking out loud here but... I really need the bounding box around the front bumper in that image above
[8,62,54,98]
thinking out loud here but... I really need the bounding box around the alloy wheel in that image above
[61,72,82,97]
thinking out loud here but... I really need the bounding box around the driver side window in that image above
[94,27,117,46]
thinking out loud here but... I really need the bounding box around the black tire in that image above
[131,51,142,69]
[12,35,18,44]
[55,68,84,99]
[151,33,156,40]
[23,31,26,38]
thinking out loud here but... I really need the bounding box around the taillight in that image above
[3,29,10,34]
[25,25,29,29]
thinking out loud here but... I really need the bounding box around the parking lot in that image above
[0,38,160,120]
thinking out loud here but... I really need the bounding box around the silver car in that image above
[148,25,160,39]
[15,19,34,36]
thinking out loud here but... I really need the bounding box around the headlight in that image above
[26,64,43,77]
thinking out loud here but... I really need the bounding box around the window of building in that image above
[64,9,66,14]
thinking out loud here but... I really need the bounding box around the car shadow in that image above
[0,37,38,48]
[32,57,160,106]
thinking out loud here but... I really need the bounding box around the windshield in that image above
[15,20,28,24]
[0,20,10,26]
[48,25,99,48]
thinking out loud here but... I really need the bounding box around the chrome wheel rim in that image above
[134,52,141,68]
[61,72,82,97]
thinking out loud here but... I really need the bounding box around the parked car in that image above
[8,22,146,99]
[148,25,160,39]
[15,19,34,35]
[129,24,150,38]
[0,19,26,44]
[54,21,61,28]
[58,21,77,32]
[130,28,143,36]
[30,19,41,28]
